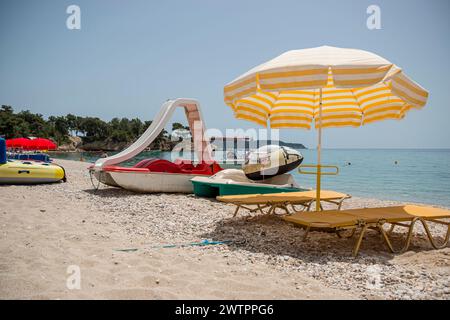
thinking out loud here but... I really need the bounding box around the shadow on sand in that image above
[83,187,152,198]
[82,187,218,202]
[81,186,444,264]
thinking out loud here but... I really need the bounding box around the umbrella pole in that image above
[315,88,323,211]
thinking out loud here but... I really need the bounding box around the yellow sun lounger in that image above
[283,205,450,257]
[360,205,450,252]
[217,190,351,217]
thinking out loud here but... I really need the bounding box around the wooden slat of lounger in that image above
[283,211,360,228]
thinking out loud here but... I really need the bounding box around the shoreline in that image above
[0,159,449,299]
[48,156,450,210]
[47,138,307,153]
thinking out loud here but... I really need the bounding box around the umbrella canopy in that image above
[6,138,32,149]
[224,46,429,210]
[28,138,57,150]
[225,46,428,127]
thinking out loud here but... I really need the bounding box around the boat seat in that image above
[133,158,157,168]
[145,159,183,173]
[126,158,222,175]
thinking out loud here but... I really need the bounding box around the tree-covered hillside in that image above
[0,105,188,151]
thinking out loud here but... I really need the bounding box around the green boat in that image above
[191,169,306,197]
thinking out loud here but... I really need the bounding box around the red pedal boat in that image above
[98,159,221,193]
[89,98,221,193]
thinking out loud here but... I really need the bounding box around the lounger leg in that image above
[272,203,289,215]
[382,220,419,253]
[257,204,265,215]
[378,224,395,253]
[302,226,311,241]
[290,203,308,213]
[419,219,450,250]
[399,218,420,252]
[389,218,450,251]
[246,204,268,215]
[336,228,356,239]
[353,224,368,257]
[387,224,396,235]
[337,198,345,210]
[271,204,279,215]
[233,205,241,217]
[281,203,290,215]
[299,201,313,212]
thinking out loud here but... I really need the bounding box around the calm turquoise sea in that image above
[52,149,450,208]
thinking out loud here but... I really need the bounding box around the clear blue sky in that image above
[1,0,449,148]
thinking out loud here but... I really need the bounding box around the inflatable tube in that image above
[8,153,51,162]
[0,160,66,184]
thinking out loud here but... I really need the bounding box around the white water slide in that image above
[93,98,212,170]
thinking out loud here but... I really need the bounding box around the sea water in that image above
[51,149,450,207]
[295,149,450,208]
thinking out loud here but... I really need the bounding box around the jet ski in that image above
[242,145,303,180]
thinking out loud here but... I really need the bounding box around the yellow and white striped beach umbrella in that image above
[224,46,429,210]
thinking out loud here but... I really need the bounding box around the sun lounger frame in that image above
[386,217,450,251]
[284,205,450,257]
[288,215,395,257]
[220,192,351,218]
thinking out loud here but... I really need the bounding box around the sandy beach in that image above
[0,159,449,300]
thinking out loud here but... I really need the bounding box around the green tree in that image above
[0,105,15,138]
[129,118,143,138]
[0,105,183,150]
[48,116,69,145]
[79,117,109,143]
[0,105,32,138]
[66,113,83,136]
[172,122,190,131]
[17,110,49,137]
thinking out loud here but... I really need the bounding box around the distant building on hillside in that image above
[171,129,192,141]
